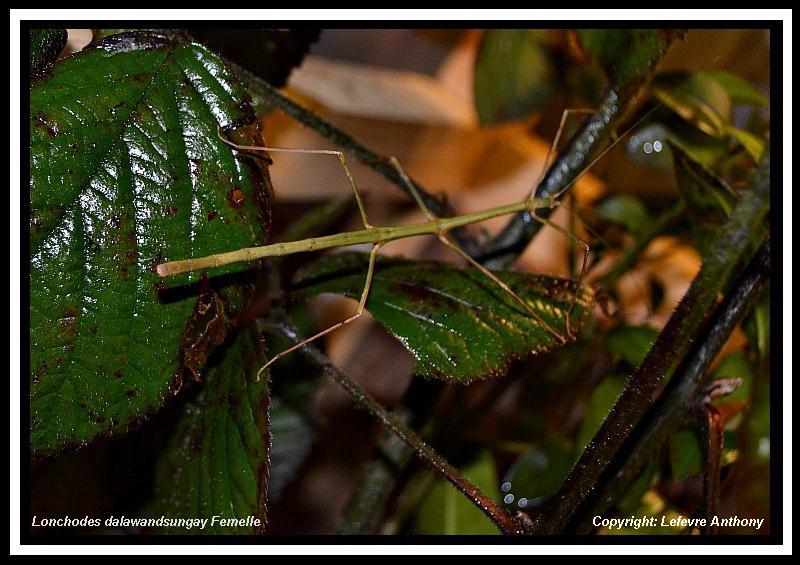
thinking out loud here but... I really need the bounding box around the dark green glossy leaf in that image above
[267,397,314,504]
[474,30,557,125]
[500,441,573,511]
[577,29,679,89]
[93,29,136,40]
[576,374,627,452]
[29,32,271,454]
[30,28,67,76]
[606,325,660,367]
[596,194,651,235]
[149,327,270,534]
[293,252,593,382]
[414,451,501,535]
[263,323,323,503]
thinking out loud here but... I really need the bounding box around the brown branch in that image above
[529,154,770,534]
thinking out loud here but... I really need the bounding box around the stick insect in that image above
[157,108,648,379]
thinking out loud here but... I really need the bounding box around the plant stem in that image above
[701,404,724,535]
[275,322,525,535]
[530,154,770,534]
[571,238,770,532]
[479,32,684,268]
[480,88,624,268]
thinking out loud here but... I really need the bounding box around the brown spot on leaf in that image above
[179,284,233,384]
[207,210,218,221]
[32,361,47,385]
[87,410,106,424]
[228,186,246,208]
[164,205,178,217]
[33,110,59,137]
[113,370,124,379]
[57,308,78,337]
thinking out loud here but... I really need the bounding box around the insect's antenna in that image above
[528,108,596,201]
[550,103,663,202]
[547,55,725,202]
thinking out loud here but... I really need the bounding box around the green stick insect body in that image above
[158,123,598,376]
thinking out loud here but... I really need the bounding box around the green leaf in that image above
[29,32,271,454]
[654,70,766,160]
[576,374,627,452]
[474,30,557,125]
[596,194,651,235]
[606,325,660,367]
[500,440,573,511]
[414,451,501,535]
[267,397,314,504]
[668,428,703,481]
[615,461,657,513]
[93,29,136,41]
[263,323,323,503]
[653,71,733,137]
[577,29,680,89]
[669,138,738,256]
[149,326,270,534]
[704,69,769,108]
[293,252,593,382]
[30,28,67,76]
[726,126,766,161]
[669,138,738,215]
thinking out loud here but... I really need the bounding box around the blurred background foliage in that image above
[30,27,771,536]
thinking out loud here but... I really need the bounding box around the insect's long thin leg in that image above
[530,204,590,339]
[388,156,437,221]
[436,232,567,344]
[256,242,383,380]
[388,155,567,344]
[528,108,596,200]
[218,128,372,228]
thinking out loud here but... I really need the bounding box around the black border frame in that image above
[17,18,784,549]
